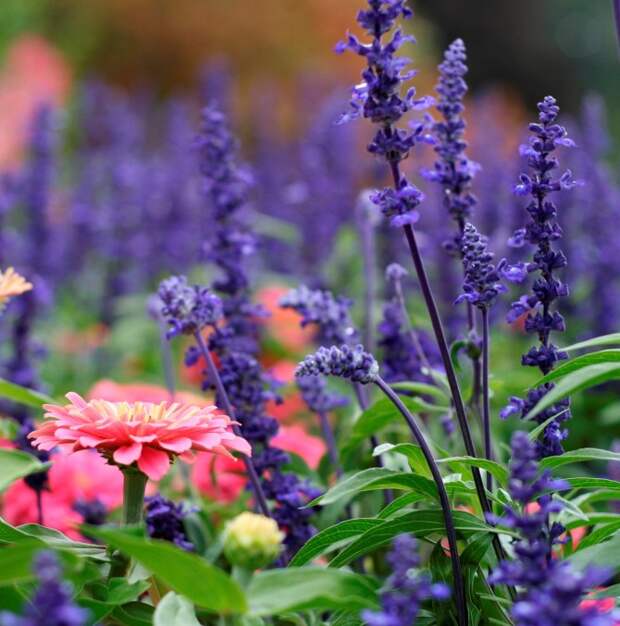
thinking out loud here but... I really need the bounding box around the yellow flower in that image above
[0,267,32,305]
[223,512,284,570]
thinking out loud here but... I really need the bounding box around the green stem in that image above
[108,467,148,580]
[122,467,148,525]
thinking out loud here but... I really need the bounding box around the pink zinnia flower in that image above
[29,392,251,481]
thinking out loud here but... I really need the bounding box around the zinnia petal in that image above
[137,447,170,481]
[113,442,143,465]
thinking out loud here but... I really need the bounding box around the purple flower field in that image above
[0,2,619,625]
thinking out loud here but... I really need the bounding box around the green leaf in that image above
[461,533,493,566]
[525,363,620,420]
[373,443,431,477]
[564,477,620,493]
[289,518,384,566]
[0,517,43,544]
[377,492,427,519]
[540,448,620,471]
[0,542,41,586]
[568,531,620,573]
[342,397,448,457]
[0,449,50,492]
[0,378,54,408]
[528,410,568,441]
[86,527,246,614]
[109,602,154,626]
[328,510,500,568]
[310,468,473,508]
[575,521,620,552]
[535,350,620,385]
[247,568,379,616]
[436,456,509,486]
[154,592,201,626]
[561,333,620,352]
[390,381,449,403]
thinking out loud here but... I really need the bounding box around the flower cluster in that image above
[362,534,450,626]
[195,105,319,555]
[336,0,431,227]
[0,551,89,626]
[29,393,250,481]
[296,345,379,385]
[489,432,615,626]
[280,285,358,345]
[456,223,506,310]
[423,39,478,255]
[145,494,194,551]
[502,96,578,457]
[158,275,223,338]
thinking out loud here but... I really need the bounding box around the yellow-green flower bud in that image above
[223,512,284,570]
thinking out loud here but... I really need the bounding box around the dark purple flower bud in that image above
[158,275,223,338]
[456,223,506,309]
[145,494,194,552]
[371,179,424,227]
[280,285,358,346]
[296,345,379,385]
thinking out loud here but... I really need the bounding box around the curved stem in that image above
[374,376,467,626]
[481,308,493,491]
[194,331,271,519]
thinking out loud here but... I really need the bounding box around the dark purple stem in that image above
[374,376,467,626]
[36,489,44,525]
[481,308,493,491]
[193,331,271,518]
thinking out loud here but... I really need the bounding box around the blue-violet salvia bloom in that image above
[489,432,615,626]
[280,285,359,345]
[145,494,194,551]
[0,551,89,626]
[456,223,506,310]
[158,275,223,338]
[296,345,379,385]
[195,104,319,556]
[336,0,433,227]
[362,534,450,626]
[422,39,479,255]
[501,96,580,457]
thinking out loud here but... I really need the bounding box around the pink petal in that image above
[113,442,143,465]
[225,436,252,456]
[137,447,170,481]
[130,434,157,443]
[159,437,192,453]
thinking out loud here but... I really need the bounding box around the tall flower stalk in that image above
[297,344,467,626]
[190,106,320,557]
[456,223,506,488]
[336,0,499,542]
[423,38,482,412]
[501,96,579,458]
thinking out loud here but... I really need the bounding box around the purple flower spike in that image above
[362,534,449,626]
[503,96,576,457]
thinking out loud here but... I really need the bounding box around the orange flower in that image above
[0,267,32,305]
[29,392,251,481]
